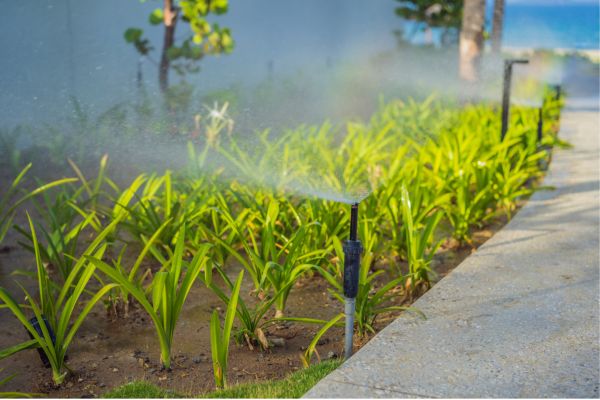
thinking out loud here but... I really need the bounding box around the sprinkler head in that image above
[26,316,57,368]
[537,107,543,143]
[343,202,363,359]
[553,84,562,101]
[343,203,363,299]
[506,58,529,66]
[343,240,363,298]
[501,58,530,141]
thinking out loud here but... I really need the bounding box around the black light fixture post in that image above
[343,203,362,359]
[501,58,529,141]
[537,106,544,144]
[553,84,562,101]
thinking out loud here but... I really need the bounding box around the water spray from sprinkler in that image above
[501,58,529,141]
[343,202,362,359]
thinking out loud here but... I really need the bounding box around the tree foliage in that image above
[125,0,234,78]
[395,0,462,29]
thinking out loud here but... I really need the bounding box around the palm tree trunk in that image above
[491,0,505,53]
[159,0,178,93]
[459,0,486,82]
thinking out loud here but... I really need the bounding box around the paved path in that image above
[306,104,599,398]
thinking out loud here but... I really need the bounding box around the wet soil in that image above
[0,162,519,398]
[0,224,507,397]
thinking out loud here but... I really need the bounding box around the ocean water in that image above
[502,2,600,49]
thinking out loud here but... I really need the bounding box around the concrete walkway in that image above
[306,105,599,398]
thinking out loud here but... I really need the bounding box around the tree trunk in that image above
[459,0,486,82]
[491,0,505,54]
[159,0,178,93]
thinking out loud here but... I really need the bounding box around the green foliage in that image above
[125,0,234,80]
[394,0,462,45]
[0,215,120,384]
[400,185,444,289]
[200,264,278,350]
[209,270,243,389]
[0,92,563,385]
[14,156,109,281]
[103,360,341,398]
[395,0,462,29]
[103,380,181,398]
[0,164,77,245]
[206,359,342,398]
[89,224,211,369]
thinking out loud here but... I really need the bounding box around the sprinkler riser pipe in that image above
[344,297,356,359]
[344,202,362,359]
[501,59,529,141]
[349,203,358,241]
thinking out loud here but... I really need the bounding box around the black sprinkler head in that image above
[501,58,530,141]
[27,316,57,368]
[343,203,363,299]
[537,107,543,143]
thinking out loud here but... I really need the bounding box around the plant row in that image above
[0,91,563,390]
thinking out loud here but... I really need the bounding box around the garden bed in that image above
[0,94,562,398]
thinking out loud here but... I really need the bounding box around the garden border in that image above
[305,107,600,398]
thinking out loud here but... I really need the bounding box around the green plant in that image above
[88,224,211,369]
[101,219,172,318]
[104,359,341,398]
[400,185,444,292]
[263,222,326,317]
[117,171,212,256]
[0,127,24,174]
[103,380,181,398]
[208,359,342,398]
[298,313,344,367]
[0,164,76,244]
[210,270,243,389]
[14,156,113,280]
[209,198,325,316]
[0,215,119,384]
[200,264,280,350]
[194,192,252,268]
[16,197,101,282]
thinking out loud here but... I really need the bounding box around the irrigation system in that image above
[28,316,55,368]
[501,58,529,141]
[553,84,562,101]
[537,107,544,143]
[343,202,363,359]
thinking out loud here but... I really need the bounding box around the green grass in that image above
[103,381,182,398]
[103,360,341,398]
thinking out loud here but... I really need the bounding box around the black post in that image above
[554,84,562,101]
[501,59,529,141]
[343,203,362,359]
[344,203,361,299]
[26,316,57,368]
[537,107,543,143]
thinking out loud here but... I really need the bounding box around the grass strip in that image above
[103,359,341,398]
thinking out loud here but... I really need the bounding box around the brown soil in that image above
[0,163,520,398]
